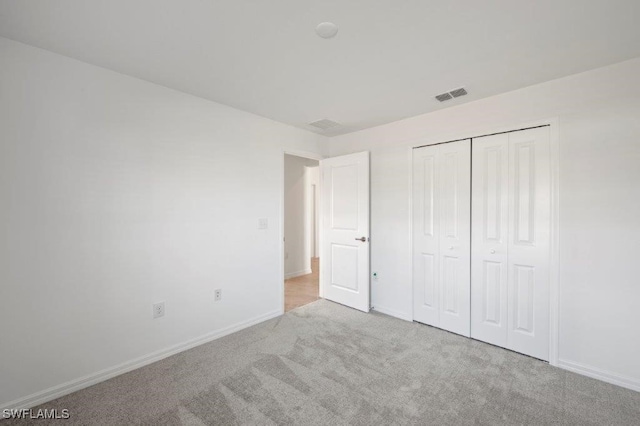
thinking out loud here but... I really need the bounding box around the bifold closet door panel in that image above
[507,127,551,361]
[413,146,440,327]
[471,134,509,347]
[413,139,471,337]
[437,141,471,337]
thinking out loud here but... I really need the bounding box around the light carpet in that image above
[6,299,640,425]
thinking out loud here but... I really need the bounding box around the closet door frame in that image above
[408,118,560,366]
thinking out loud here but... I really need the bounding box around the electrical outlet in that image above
[258,218,268,230]
[214,289,222,302]
[153,302,165,319]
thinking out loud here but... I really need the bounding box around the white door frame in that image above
[304,166,320,260]
[281,150,325,315]
[408,118,560,366]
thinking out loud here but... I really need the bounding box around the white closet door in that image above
[471,126,551,361]
[507,127,551,360]
[471,134,509,347]
[413,146,440,326]
[413,139,471,337]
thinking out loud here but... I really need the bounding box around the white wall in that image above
[328,58,640,390]
[284,155,318,278]
[0,37,328,408]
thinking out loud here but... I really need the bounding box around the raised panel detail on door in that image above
[482,261,502,325]
[471,133,509,348]
[484,147,503,242]
[422,157,435,236]
[441,152,459,238]
[330,244,359,292]
[513,143,536,245]
[330,164,359,230]
[512,265,535,334]
[413,139,470,337]
[442,256,459,314]
[421,254,436,308]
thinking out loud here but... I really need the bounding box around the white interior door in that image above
[506,127,551,360]
[321,151,370,312]
[471,127,551,361]
[471,133,509,347]
[413,140,471,337]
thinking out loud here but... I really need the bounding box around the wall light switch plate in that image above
[258,218,268,230]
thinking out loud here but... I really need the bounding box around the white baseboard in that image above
[371,305,413,322]
[1,309,282,411]
[284,268,312,279]
[558,359,640,392]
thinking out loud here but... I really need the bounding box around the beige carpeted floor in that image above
[5,300,640,425]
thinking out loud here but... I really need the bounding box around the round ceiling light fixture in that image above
[315,22,339,39]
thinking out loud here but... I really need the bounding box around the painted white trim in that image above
[408,118,560,366]
[303,166,320,270]
[318,163,325,299]
[283,149,324,161]
[407,145,415,322]
[304,166,311,270]
[402,118,558,153]
[284,268,313,280]
[372,305,413,322]
[558,359,640,393]
[548,118,561,367]
[1,309,282,411]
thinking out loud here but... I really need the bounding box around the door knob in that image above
[490,249,496,254]
[355,237,367,242]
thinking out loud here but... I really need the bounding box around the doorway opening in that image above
[284,154,320,312]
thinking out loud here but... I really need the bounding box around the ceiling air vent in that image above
[449,87,467,98]
[435,87,468,102]
[309,119,340,130]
